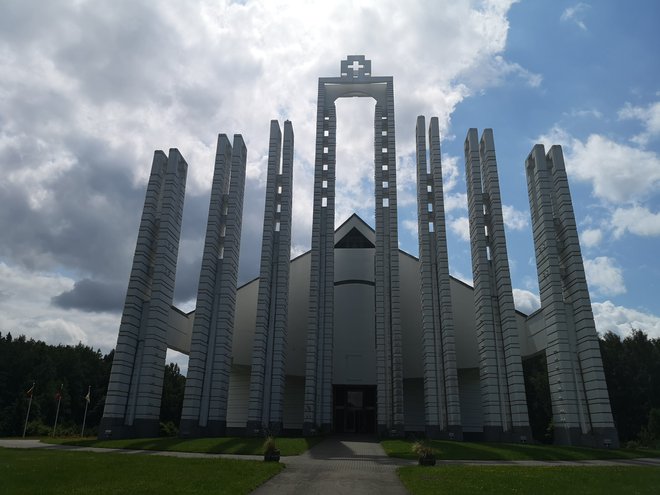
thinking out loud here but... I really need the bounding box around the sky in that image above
[1,0,659,371]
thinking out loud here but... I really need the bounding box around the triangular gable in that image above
[334,213,376,247]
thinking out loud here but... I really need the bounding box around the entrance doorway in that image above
[333,385,376,434]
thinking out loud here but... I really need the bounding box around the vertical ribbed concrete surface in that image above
[525,144,618,447]
[465,129,531,442]
[100,149,187,438]
[180,134,247,437]
[247,120,294,436]
[415,116,462,439]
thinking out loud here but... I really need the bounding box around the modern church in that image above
[100,56,619,447]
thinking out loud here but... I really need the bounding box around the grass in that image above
[382,439,660,461]
[0,447,283,495]
[398,465,660,495]
[42,435,322,456]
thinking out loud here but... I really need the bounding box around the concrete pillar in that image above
[525,144,619,447]
[415,116,462,440]
[180,134,247,437]
[247,120,294,436]
[100,149,187,439]
[304,84,336,435]
[465,128,531,442]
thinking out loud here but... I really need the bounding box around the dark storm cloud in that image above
[51,278,125,312]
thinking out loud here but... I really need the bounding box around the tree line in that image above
[1,329,659,445]
[0,332,184,437]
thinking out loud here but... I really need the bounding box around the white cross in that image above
[348,59,364,73]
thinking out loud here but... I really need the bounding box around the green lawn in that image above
[382,439,660,461]
[398,465,660,495]
[43,436,321,456]
[0,447,282,495]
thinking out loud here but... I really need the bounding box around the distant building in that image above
[100,56,618,447]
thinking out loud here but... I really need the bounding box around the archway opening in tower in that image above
[334,97,377,229]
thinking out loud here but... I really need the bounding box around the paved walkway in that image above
[2,437,660,494]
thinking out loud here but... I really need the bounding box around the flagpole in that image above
[52,384,62,437]
[81,386,91,437]
[22,382,35,438]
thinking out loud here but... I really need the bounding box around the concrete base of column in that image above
[97,417,159,439]
[245,420,264,437]
[553,426,584,446]
[303,421,320,436]
[378,423,405,438]
[425,424,463,440]
[268,421,284,437]
[179,419,226,438]
[587,427,620,449]
[510,425,534,444]
[483,425,505,442]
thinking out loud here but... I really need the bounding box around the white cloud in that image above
[580,228,603,247]
[449,216,471,242]
[584,256,626,297]
[537,129,660,204]
[512,288,541,314]
[618,101,660,146]
[0,263,119,352]
[502,204,529,230]
[612,205,660,238]
[560,3,590,31]
[593,301,660,339]
[444,192,468,213]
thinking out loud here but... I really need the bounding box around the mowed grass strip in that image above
[398,465,660,495]
[0,447,282,495]
[43,436,322,456]
[382,439,660,461]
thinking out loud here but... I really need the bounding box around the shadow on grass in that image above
[382,439,660,461]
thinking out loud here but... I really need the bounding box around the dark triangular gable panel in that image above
[335,227,375,249]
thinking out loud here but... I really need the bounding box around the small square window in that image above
[382,131,387,136]
[275,221,280,232]
[321,197,327,207]
[276,203,281,213]
[427,184,432,192]
[324,130,329,137]
[322,180,328,188]
[383,181,388,188]
[277,185,282,194]
[382,165,388,171]
[323,163,328,171]
[429,222,435,232]
[323,146,328,154]
[427,203,433,212]
[382,197,389,207]
[382,147,388,153]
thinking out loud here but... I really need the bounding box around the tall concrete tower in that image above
[100,149,187,438]
[304,55,404,436]
[180,134,247,437]
[247,120,294,436]
[415,116,462,439]
[525,144,619,447]
[464,129,531,442]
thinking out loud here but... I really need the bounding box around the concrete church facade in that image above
[100,56,619,447]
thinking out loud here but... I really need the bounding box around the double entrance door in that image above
[333,385,376,434]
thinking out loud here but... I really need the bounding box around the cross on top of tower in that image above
[340,55,371,80]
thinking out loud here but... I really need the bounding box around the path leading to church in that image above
[251,435,412,495]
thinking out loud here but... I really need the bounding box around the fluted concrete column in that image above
[465,129,531,442]
[304,84,336,435]
[100,149,187,439]
[180,134,247,437]
[525,144,618,447]
[247,120,294,436]
[415,116,462,440]
[374,81,404,437]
